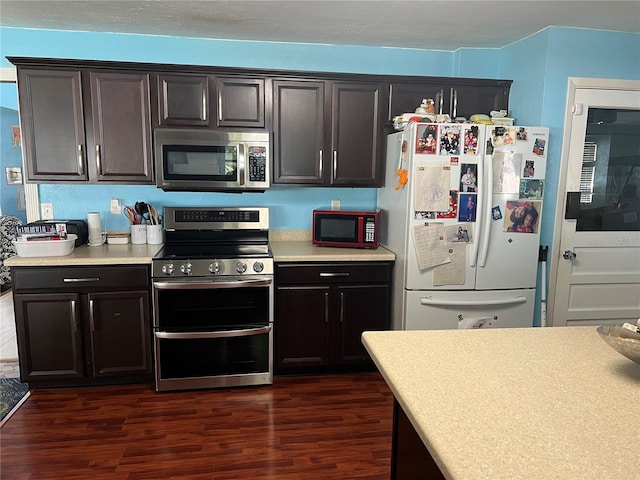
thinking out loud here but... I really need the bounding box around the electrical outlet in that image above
[110,198,122,215]
[41,203,54,220]
[331,199,341,210]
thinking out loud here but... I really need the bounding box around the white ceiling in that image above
[0,0,638,51]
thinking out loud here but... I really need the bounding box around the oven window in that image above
[163,145,238,181]
[156,286,270,330]
[158,334,270,379]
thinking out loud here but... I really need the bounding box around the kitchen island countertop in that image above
[362,327,639,480]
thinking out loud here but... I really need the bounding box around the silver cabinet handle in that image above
[333,151,337,179]
[563,250,577,260]
[89,299,95,332]
[77,144,84,175]
[339,292,345,323]
[324,292,329,323]
[319,272,349,277]
[452,88,458,119]
[64,277,101,283]
[95,144,102,175]
[319,149,323,178]
[71,299,79,331]
[155,326,271,340]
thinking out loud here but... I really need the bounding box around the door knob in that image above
[563,250,577,260]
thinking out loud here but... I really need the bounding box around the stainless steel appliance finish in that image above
[152,206,273,391]
[154,129,270,192]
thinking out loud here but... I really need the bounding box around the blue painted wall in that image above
[0,107,27,222]
[0,26,638,325]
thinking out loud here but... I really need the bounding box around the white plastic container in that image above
[14,234,77,257]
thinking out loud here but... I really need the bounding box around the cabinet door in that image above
[275,285,331,370]
[451,85,510,120]
[13,293,84,382]
[216,77,265,127]
[158,74,210,126]
[88,290,152,378]
[272,80,325,184]
[389,82,450,120]
[330,82,387,186]
[89,71,154,183]
[17,68,88,181]
[336,284,391,365]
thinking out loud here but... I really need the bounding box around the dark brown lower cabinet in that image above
[12,266,153,388]
[275,262,393,374]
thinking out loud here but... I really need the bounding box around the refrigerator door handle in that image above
[420,296,527,307]
[477,147,494,268]
[470,134,487,268]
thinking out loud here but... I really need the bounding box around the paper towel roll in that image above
[87,212,102,246]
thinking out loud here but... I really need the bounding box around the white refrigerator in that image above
[378,122,549,330]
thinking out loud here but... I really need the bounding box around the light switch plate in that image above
[331,199,341,210]
[41,203,54,220]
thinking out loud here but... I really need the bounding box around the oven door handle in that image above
[153,278,272,290]
[155,325,272,340]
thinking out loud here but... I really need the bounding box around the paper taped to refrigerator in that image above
[433,243,466,285]
[414,165,450,211]
[411,222,450,270]
[493,150,522,194]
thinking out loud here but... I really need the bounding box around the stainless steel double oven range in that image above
[151,206,273,392]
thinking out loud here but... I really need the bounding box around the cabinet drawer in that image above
[13,266,150,292]
[276,262,392,285]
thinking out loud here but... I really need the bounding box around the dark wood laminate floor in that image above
[0,372,393,480]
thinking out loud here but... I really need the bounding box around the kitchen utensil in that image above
[596,324,640,365]
[135,202,150,224]
[148,204,160,225]
[124,206,139,224]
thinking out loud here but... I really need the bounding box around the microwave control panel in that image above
[248,146,267,182]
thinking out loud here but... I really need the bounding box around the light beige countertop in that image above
[6,239,395,267]
[270,240,395,262]
[5,243,163,267]
[362,327,639,480]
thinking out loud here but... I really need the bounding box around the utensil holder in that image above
[146,224,163,244]
[130,224,147,244]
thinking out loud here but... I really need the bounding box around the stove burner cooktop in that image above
[154,243,271,261]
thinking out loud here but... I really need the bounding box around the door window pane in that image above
[577,108,640,231]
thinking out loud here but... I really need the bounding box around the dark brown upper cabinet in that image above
[389,80,511,122]
[273,79,387,187]
[157,74,266,128]
[16,66,154,183]
[157,74,210,126]
[216,77,266,128]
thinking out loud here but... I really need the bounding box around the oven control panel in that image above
[153,258,274,277]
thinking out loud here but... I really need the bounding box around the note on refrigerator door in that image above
[414,165,450,212]
[492,151,522,194]
[433,243,466,285]
[411,222,450,270]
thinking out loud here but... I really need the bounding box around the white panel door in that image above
[550,82,640,327]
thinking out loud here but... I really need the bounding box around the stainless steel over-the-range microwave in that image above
[154,128,270,192]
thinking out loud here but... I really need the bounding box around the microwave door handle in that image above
[237,142,246,185]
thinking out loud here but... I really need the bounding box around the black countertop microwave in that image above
[154,128,270,192]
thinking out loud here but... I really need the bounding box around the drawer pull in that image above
[319,272,349,278]
[63,277,101,283]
